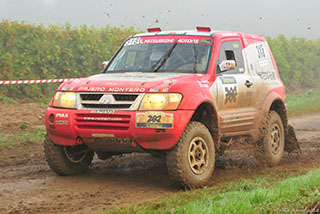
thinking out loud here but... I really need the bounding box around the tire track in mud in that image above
[0,113,319,214]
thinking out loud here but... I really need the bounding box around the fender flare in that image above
[259,91,288,136]
[189,98,221,144]
[261,91,286,117]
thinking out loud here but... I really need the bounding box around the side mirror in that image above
[219,60,236,72]
[102,61,109,68]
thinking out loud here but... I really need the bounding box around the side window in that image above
[216,40,245,74]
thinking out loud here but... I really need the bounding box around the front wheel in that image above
[166,121,215,188]
[254,111,285,166]
[44,135,94,175]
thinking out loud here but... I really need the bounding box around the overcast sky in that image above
[0,0,318,39]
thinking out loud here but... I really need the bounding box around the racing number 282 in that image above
[147,115,162,123]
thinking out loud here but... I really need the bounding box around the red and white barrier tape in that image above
[0,78,77,85]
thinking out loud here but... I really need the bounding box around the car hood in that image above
[57,72,211,93]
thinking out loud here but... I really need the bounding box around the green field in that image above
[287,89,320,117]
[0,129,46,148]
[107,169,320,214]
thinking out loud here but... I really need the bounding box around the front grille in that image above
[78,93,142,110]
[113,94,138,101]
[80,94,103,101]
[82,104,131,109]
[74,113,131,131]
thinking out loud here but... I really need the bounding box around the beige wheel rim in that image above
[63,146,87,163]
[271,124,281,155]
[188,137,209,175]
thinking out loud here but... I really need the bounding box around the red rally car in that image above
[44,27,297,188]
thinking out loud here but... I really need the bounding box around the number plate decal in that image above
[136,112,174,128]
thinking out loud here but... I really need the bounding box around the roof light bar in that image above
[147,27,161,33]
[196,26,211,32]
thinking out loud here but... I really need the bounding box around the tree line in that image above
[267,35,320,91]
[0,21,136,98]
[0,21,319,98]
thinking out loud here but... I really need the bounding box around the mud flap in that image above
[284,125,301,153]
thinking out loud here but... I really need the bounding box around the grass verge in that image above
[0,94,51,106]
[0,128,46,148]
[107,169,320,214]
[0,94,19,105]
[287,89,320,117]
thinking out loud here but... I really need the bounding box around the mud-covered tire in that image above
[166,121,215,188]
[255,111,285,166]
[44,135,94,175]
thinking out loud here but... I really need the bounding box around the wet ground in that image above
[0,104,319,214]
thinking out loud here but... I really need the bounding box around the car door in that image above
[212,39,257,136]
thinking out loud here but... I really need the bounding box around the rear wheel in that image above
[255,111,285,166]
[44,135,94,175]
[166,121,215,188]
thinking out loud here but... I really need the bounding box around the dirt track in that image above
[0,105,319,214]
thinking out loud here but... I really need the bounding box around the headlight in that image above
[139,93,182,110]
[52,92,77,109]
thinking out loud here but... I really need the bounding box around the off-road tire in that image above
[255,111,285,166]
[44,135,94,175]
[166,121,215,188]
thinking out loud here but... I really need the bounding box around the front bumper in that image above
[45,107,194,150]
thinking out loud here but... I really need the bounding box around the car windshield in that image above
[106,36,213,74]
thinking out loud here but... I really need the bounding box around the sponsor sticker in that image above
[200,39,212,44]
[90,110,115,114]
[224,86,238,105]
[162,88,169,92]
[198,80,209,88]
[257,71,276,80]
[77,86,146,92]
[56,113,68,118]
[84,117,123,121]
[124,36,213,46]
[149,88,159,92]
[56,120,68,125]
[124,37,141,46]
[108,87,146,92]
[91,133,115,138]
[219,76,237,84]
[94,138,132,145]
[136,111,174,129]
[258,59,269,67]
[255,43,267,60]
[78,86,106,92]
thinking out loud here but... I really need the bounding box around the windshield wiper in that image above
[152,42,178,72]
[192,43,198,73]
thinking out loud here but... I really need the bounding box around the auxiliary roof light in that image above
[147,27,161,33]
[196,26,211,32]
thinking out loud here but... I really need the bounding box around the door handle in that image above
[245,80,253,88]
